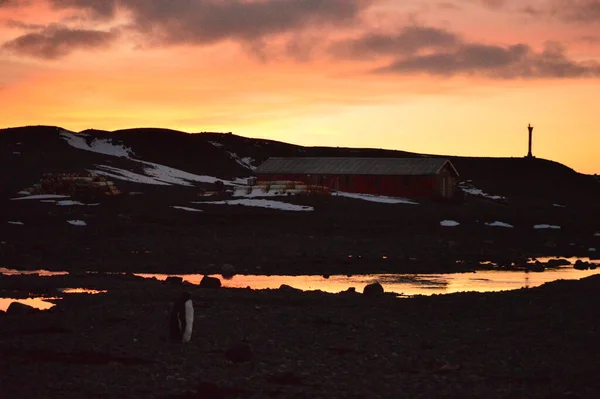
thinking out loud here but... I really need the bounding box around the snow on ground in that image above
[139,160,238,186]
[458,182,506,201]
[88,166,171,186]
[16,191,30,195]
[172,206,203,212]
[40,200,57,203]
[553,204,566,208]
[60,130,135,158]
[232,186,290,198]
[228,152,256,170]
[440,220,460,227]
[208,141,223,148]
[594,232,600,237]
[67,220,87,226]
[62,129,239,187]
[485,221,514,228]
[195,199,314,212]
[7,221,24,225]
[534,224,561,229]
[10,194,70,201]
[56,200,86,206]
[589,248,597,252]
[334,192,418,204]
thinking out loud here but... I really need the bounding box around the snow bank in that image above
[458,182,506,201]
[534,224,561,230]
[485,221,514,228]
[56,200,86,206]
[67,220,87,226]
[172,206,203,212]
[440,220,460,227]
[7,221,24,225]
[335,192,418,204]
[594,232,600,237]
[60,130,135,158]
[16,191,30,195]
[228,152,256,170]
[196,199,314,212]
[11,194,70,201]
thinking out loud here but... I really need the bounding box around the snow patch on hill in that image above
[60,130,135,158]
[485,221,514,228]
[195,199,313,212]
[61,130,241,187]
[334,192,418,204]
[459,182,506,201]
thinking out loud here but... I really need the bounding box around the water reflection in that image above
[59,288,108,294]
[0,297,58,311]
[0,267,68,276]
[135,266,600,296]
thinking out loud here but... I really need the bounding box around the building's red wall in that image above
[256,174,440,198]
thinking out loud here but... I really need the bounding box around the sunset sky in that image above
[0,0,599,174]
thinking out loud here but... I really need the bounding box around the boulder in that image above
[574,260,589,270]
[6,302,38,315]
[279,284,301,293]
[199,275,221,289]
[221,264,236,279]
[546,258,571,267]
[225,342,253,363]
[165,276,183,285]
[363,282,384,297]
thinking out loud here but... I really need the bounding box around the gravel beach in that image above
[2,273,599,398]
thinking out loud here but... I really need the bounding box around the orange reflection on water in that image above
[60,288,107,294]
[0,297,58,312]
[135,266,600,296]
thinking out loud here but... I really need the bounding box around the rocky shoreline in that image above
[2,272,600,398]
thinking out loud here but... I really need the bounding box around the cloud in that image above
[374,41,600,79]
[44,0,371,45]
[5,19,45,30]
[330,26,460,59]
[47,0,118,19]
[2,25,118,59]
[551,0,600,23]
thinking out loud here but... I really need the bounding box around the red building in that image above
[254,157,459,199]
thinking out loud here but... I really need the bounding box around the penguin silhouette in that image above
[170,292,194,343]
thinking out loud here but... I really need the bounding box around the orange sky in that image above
[1,0,599,174]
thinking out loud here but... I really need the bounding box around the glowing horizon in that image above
[1,0,599,174]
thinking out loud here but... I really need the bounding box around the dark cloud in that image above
[552,0,600,23]
[126,0,370,45]
[45,0,370,44]
[2,25,118,59]
[330,26,460,59]
[47,0,118,19]
[5,19,45,30]
[374,41,600,79]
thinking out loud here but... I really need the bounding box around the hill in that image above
[1,125,599,275]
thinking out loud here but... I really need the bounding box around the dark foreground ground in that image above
[1,189,599,276]
[1,273,600,398]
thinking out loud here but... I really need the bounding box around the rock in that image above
[546,258,571,267]
[220,264,235,279]
[279,284,301,293]
[363,282,384,297]
[199,275,221,289]
[574,260,589,270]
[6,302,38,315]
[165,276,183,285]
[225,343,253,363]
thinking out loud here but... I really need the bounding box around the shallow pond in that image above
[2,257,599,310]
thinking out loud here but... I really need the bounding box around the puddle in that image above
[0,297,58,312]
[0,268,68,276]
[136,266,600,296]
[59,288,108,294]
[2,257,599,298]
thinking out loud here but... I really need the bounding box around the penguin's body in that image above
[170,292,194,343]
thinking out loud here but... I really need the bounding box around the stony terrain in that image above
[1,272,600,398]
